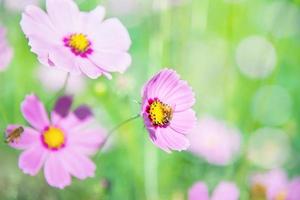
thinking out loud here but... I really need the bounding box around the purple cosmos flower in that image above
[188,116,241,165]
[0,26,13,71]
[250,169,300,200]
[141,69,196,152]
[20,0,131,79]
[189,181,239,200]
[6,95,106,189]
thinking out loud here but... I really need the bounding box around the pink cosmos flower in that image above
[250,169,300,200]
[188,116,241,165]
[189,181,240,200]
[6,95,106,189]
[0,26,13,71]
[141,69,196,152]
[20,0,131,79]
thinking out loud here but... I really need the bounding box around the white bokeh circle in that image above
[236,36,277,79]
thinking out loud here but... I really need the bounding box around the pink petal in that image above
[288,178,300,200]
[148,127,171,153]
[46,0,80,34]
[76,57,103,79]
[92,18,131,51]
[146,69,179,99]
[90,51,131,73]
[170,109,196,134]
[6,125,39,150]
[0,44,13,71]
[21,94,50,131]
[159,127,190,151]
[48,47,80,74]
[143,69,195,112]
[81,6,106,34]
[188,182,209,200]
[211,182,239,200]
[19,143,47,176]
[163,80,195,112]
[61,149,95,179]
[44,153,71,189]
[21,5,59,43]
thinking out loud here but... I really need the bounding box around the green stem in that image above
[96,114,140,158]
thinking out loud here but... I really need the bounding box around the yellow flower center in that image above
[275,191,287,200]
[43,127,65,149]
[250,183,267,200]
[147,99,173,127]
[68,33,90,53]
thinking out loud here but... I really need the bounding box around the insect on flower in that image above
[5,126,24,143]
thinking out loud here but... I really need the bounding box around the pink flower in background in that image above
[0,26,13,71]
[6,95,106,189]
[37,66,86,95]
[188,116,241,165]
[4,0,39,12]
[250,169,300,200]
[189,181,239,200]
[21,0,131,79]
[141,69,196,152]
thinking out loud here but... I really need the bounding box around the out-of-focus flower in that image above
[36,66,86,95]
[188,116,241,166]
[235,36,276,79]
[250,169,300,200]
[4,0,39,12]
[247,128,290,169]
[115,74,135,95]
[189,181,239,200]
[0,26,13,71]
[287,178,300,200]
[141,69,196,153]
[6,94,106,189]
[252,85,292,126]
[21,0,131,79]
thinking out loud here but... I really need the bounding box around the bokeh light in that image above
[247,127,290,169]
[235,36,277,79]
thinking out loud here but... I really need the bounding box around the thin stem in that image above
[96,114,140,158]
[47,73,70,107]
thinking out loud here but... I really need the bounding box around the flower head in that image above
[141,69,196,152]
[189,181,239,200]
[188,116,241,165]
[250,169,300,200]
[6,95,106,189]
[0,26,13,71]
[20,0,131,79]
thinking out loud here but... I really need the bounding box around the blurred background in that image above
[0,0,300,199]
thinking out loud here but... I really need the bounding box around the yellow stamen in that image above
[275,191,287,200]
[68,33,89,53]
[250,183,267,200]
[43,127,65,149]
[149,100,173,126]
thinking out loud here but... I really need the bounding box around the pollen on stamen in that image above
[146,98,173,128]
[63,33,93,57]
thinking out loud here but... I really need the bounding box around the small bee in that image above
[5,126,24,144]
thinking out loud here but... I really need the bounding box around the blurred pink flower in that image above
[188,117,241,165]
[4,0,39,12]
[141,69,196,152]
[189,181,239,200]
[250,169,300,200]
[6,95,106,189]
[20,0,131,79]
[0,26,13,71]
[36,66,86,95]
